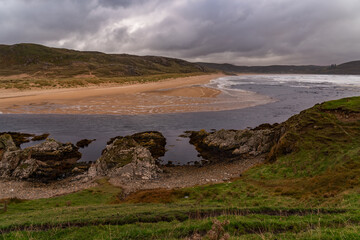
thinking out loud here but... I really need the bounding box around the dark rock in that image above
[0,134,18,163]
[131,131,166,158]
[31,133,50,141]
[0,132,34,147]
[0,132,52,146]
[0,137,83,181]
[0,134,18,152]
[166,161,174,166]
[76,139,96,148]
[72,162,90,174]
[108,131,166,159]
[179,131,192,138]
[188,125,285,163]
[88,137,161,180]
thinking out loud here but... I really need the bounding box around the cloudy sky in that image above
[1,0,359,65]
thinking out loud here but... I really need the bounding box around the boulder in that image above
[107,131,166,158]
[0,134,18,152]
[0,137,82,181]
[88,137,161,180]
[131,131,166,158]
[76,139,96,148]
[189,124,285,162]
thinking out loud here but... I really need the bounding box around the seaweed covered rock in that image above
[131,131,166,158]
[189,124,285,162]
[0,137,82,181]
[0,134,18,153]
[0,132,50,147]
[88,137,161,180]
[0,132,34,147]
[108,131,166,158]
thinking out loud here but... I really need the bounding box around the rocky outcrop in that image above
[0,132,34,147]
[88,136,161,180]
[189,124,285,162]
[31,133,50,141]
[76,139,96,148]
[0,134,18,153]
[108,131,166,158]
[131,131,166,158]
[0,135,83,181]
[0,132,50,147]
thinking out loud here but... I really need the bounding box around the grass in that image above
[321,96,360,112]
[0,72,209,90]
[0,43,212,90]
[2,97,360,239]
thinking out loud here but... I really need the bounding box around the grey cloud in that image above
[97,0,148,8]
[1,0,360,65]
[0,0,104,43]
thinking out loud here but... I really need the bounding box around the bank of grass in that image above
[2,210,360,239]
[0,43,212,90]
[0,72,208,90]
[2,97,360,239]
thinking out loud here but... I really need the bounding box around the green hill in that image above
[198,61,360,75]
[0,43,210,89]
[330,61,360,74]
[2,97,360,239]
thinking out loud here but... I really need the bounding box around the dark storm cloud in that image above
[0,0,359,65]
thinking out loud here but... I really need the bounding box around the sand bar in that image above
[0,73,274,115]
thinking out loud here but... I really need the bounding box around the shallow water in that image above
[1,74,359,164]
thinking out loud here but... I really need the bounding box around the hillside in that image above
[0,43,210,89]
[1,97,360,239]
[198,61,360,75]
[331,61,360,74]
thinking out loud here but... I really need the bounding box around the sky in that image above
[0,0,359,65]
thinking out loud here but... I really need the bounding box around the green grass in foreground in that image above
[1,97,360,239]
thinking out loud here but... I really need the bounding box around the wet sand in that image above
[0,73,274,115]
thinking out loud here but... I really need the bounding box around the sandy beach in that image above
[0,73,274,115]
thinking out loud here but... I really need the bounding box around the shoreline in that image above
[0,73,275,115]
[0,156,264,200]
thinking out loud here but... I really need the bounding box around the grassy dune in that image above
[0,44,211,89]
[1,97,360,239]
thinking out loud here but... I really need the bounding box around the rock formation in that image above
[88,135,162,180]
[76,139,96,148]
[0,134,83,181]
[107,131,166,158]
[0,132,50,147]
[131,131,166,158]
[189,124,285,163]
[0,132,35,147]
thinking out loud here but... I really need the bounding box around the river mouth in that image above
[1,74,360,165]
